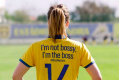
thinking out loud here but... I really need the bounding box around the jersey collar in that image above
[48,35,66,39]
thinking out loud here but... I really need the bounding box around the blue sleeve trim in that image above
[84,61,95,68]
[19,59,32,67]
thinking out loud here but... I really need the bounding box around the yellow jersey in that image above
[19,36,95,80]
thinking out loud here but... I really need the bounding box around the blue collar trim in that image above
[48,35,66,39]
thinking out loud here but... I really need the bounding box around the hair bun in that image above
[57,4,63,8]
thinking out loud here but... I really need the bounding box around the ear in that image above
[66,20,69,28]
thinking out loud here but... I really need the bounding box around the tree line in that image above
[4,1,115,23]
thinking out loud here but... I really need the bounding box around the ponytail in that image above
[47,4,69,42]
[49,8,66,41]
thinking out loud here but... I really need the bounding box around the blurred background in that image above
[0,0,119,44]
[0,0,119,80]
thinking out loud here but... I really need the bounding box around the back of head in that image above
[47,4,69,41]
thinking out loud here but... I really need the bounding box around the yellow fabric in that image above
[20,38,94,80]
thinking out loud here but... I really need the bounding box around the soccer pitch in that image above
[0,44,119,80]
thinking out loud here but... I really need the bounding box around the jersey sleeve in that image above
[19,44,35,67]
[80,43,95,68]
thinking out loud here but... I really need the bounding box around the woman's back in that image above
[21,36,94,80]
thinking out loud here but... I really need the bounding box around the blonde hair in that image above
[47,4,69,41]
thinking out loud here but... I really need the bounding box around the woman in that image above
[12,4,102,80]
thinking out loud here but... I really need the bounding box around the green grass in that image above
[0,44,119,80]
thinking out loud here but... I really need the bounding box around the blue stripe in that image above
[19,59,32,67]
[84,61,95,68]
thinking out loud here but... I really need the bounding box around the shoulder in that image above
[31,38,50,47]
